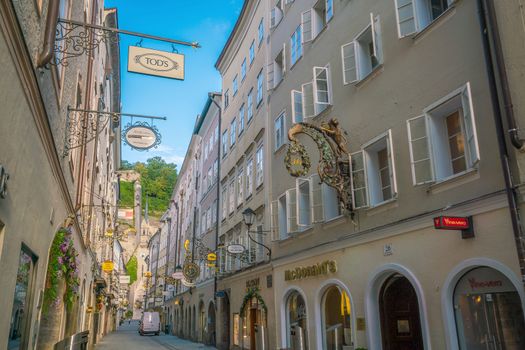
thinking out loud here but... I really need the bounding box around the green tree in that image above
[125,255,138,285]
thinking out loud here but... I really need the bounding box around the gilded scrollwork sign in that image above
[285,118,353,212]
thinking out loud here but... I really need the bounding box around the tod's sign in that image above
[128,46,185,80]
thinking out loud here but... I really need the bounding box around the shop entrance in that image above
[241,292,267,350]
[454,267,525,349]
[287,291,308,350]
[208,302,216,346]
[379,274,423,350]
[321,285,352,349]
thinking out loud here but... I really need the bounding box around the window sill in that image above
[291,226,315,237]
[274,142,287,154]
[289,55,302,71]
[256,99,263,109]
[272,78,284,91]
[310,104,333,120]
[428,167,479,194]
[366,197,398,216]
[321,214,347,230]
[412,5,456,43]
[355,64,384,89]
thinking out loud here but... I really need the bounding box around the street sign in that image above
[128,46,185,80]
[215,291,226,298]
[227,244,245,254]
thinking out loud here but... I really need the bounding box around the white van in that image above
[139,312,160,336]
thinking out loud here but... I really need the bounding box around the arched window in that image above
[287,291,307,350]
[321,285,352,349]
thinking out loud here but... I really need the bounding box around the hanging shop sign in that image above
[181,278,196,287]
[128,46,185,80]
[207,253,217,261]
[183,262,200,280]
[119,275,131,284]
[433,215,474,239]
[184,239,191,251]
[122,122,161,151]
[284,260,337,281]
[102,260,114,273]
[227,244,246,254]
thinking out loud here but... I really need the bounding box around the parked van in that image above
[139,312,160,336]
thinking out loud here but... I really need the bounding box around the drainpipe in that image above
[478,0,525,287]
[37,0,59,67]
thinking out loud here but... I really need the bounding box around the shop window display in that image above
[322,286,352,349]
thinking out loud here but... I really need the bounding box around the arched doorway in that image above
[286,291,308,350]
[379,274,423,350]
[218,293,230,350]
[192,305,196,340]
[454,267,525,349]
[240,291,267,349]
[321,285,352,349]
[187,307,191,339]
[208,301,216,346]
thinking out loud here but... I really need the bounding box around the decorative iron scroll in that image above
[63,108,118,157]
[53,19,119,66]
[285,118,353,212]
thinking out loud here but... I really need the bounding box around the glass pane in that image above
[449,134,465,160]
[409,117,427,140]
[446,112,461,135]
[354,189,367,208]
[9,250,34,350]
[414,160,432,183]
[411,138,429,162]
[452,158,467,174]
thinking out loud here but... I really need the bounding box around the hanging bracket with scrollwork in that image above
[284,118,353,213]
[51,18,200,67]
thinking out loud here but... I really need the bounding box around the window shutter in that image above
[270,200,279,241]
[309,174,324,223]
[296,178,310,228]
[271,6,282,28]
[461,83,480,166]
[371,13,383,63]
[395,0,417,38]
[282,42,287,75]
[386,129,398,196]
[267,62,274,91]
[301,82,315,119]
[301,10,312,43]
[350,151,369,209]
[286,188,298,233]
[291,90,303,123]
[341,42,358,84]
[407,115,434,185]
[313,66,330,106]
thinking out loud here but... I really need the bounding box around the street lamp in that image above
[241,207,271,261]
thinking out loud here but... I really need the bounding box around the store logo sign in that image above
[284,260,337,281]
[128,46,185,80]
[468,278,503,290]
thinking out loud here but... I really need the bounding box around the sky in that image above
[104,0,244,169]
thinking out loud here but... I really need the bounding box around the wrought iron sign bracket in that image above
[63,107,166,157]
[52,18,200,67]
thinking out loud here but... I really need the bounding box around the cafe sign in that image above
[102,260,114,273]
[284,260,337,281]
[128,46,185,80]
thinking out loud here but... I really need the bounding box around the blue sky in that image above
[105,0,244,168]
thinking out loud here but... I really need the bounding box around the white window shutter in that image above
[407,115,434,185]
[350,151,369,209]
[301,10,312,43]
[302,82,315,119]
[267,62,274,91]
[296,178,310,228]
[461,82,480,166]
[341,42,358,84]
[395,0,417,38]
[282,42,287,75]
[370,13,383,63]
[286,189,298,233]
[270,8,276,28]
[291,90,303,123]
[309,174,324,223]
[386,129,398,196]
[270,200,279,241]
[313,66,330,105]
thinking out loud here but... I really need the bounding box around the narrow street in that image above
[96,321,216,350]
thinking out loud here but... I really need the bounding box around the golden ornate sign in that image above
[183,261,200,280]
[102,260,114,272]
[284,260,337,281]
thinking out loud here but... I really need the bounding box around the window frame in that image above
[274,111,286,151]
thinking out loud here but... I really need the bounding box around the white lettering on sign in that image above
[128,46,185,80]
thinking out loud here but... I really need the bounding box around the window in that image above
[237,168,244,206]
[395,0,452,38]
[241,58,247,81]
[207,168,213,189]
[239,104,245,134]
[296,178,312,229]
[407,83,479,185]
[272,189,297,239]
[202,212,207,234]
[233,76,238,96]
[291,90,303,123]
[268,44,286,90]
[222,130,228,158]
[207,207,211,230]
[215,125,219,145]
[275,112,286,150]
[224,89,230,109]
[230,118,236,148]
[351,130,397,208]
[247,90,254,122]
[326,0,333,22]
[341,14,382,84]
[249,40,255,65]
[301,65,332,118]
[56,0,71,79]
[270,0,283,28]
[213,160,218,179]
[290,26,303,66]
[256,146,264,187]
[229,181,235,214]
[258,18,264,45]
[257,70,264,105]
[246,158,254,197]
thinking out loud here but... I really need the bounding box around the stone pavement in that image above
[95,320,217,350]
